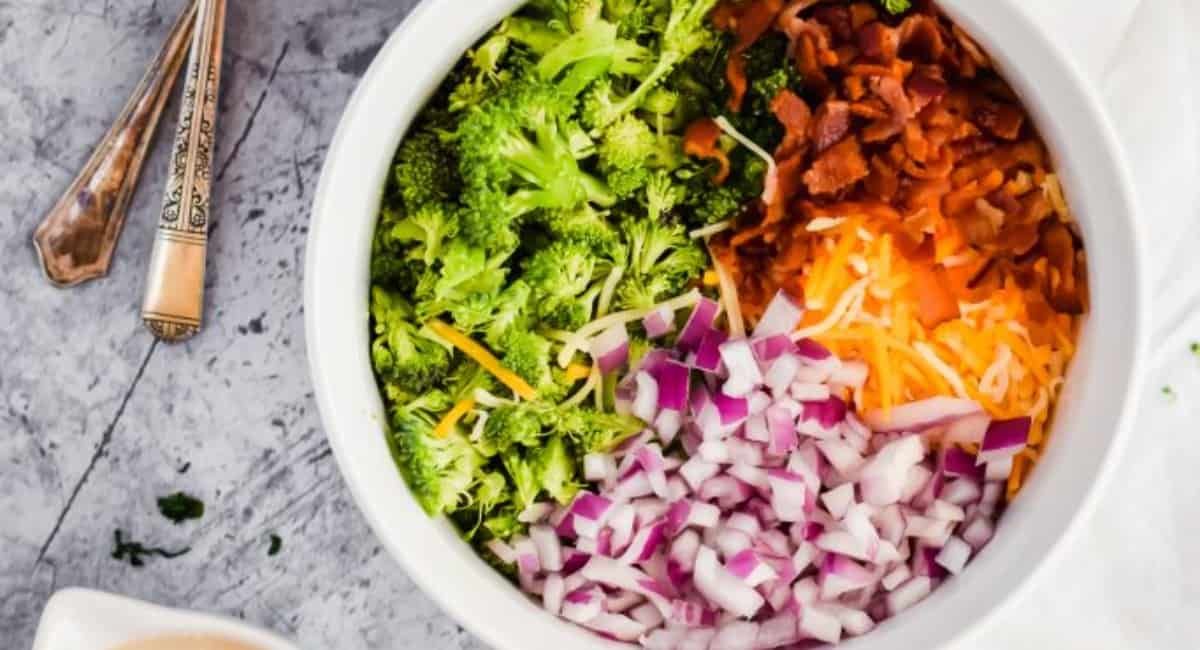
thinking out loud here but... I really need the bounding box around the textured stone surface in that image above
[0,1,484,647]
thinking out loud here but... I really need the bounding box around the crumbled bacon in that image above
[683,118,730,185]
[705,0,1087,324]
[804,137,869,195]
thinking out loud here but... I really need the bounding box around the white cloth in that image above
[962,1,1200,649]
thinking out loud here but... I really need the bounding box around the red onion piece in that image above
[754,290,806,339]
[694,545,766,618]
[977,417,1031,464]
[633,371,659,423]
[886,576,932,614]
[935,536,971,575]
[590,323,630,375]
[865,397,984,434]
[719,339,764,398]
[678,298,721,354]
[642,305,676,339]
[695,328,729,373]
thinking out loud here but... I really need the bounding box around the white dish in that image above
[32,588,299,650]
[304,1,1149,648]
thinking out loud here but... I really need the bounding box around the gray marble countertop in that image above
[0,1,485,648]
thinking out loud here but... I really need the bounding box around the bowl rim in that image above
[304,1,1149,648]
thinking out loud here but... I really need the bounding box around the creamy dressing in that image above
[109,636,262,650]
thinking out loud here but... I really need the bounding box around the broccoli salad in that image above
[364,2,1045,648]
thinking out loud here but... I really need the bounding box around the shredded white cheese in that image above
[709,246,745,339]
[557,289,703,368]
[792,277,870,341]
[913,342,971,399]
[714,116,777,205]
[473,388,514,408]
[806,217,846,232]
[689,220,732,240]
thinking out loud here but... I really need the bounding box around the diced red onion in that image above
[766,405,799,456]
[695,328,729,373]
[700,476,755,509]
[943,413,990,445]
[530,525,563,572]
[816,439,864,477]
[642,305,676,339]
[620,520,668,564]
[754,290,806,339]
[858,435,925,506]
[978,417,1031,464]
[609,503,636,551]
[694,545,765,618]
[590,324,630,375]
[514,536,540,575]
[712,389,750,426]
[744,413,769,443]
[583,454,617,485]
[829,360,869,391]
[927,499,966,523]
[542,572,565,615]
[725,549,778,588]
[561,586,605,623]
[641,627,687,649]
[679,456,720,490]
[887,576,932,615]
[766,470,808,523]
[654,409,683,446]
[581,611,647,641]
[985,455,1014,481]
[710,620,760,650]
[834,606,875,636]
[798,605,842,644]
[961,515,995,550]
[935,536,971,575]
[942,446,984,479]
[941,478,982,506]
[790,382,832,402]
[719,340,764,398]
[757,613,800,648]
[751,334,798,365]
[802,397,847,429]
[636,444,670,498]
[629,601,665,628]
[678,298,721,354]
[881,564,912,591]
[651,359,690,411]
[633,372,659,423]
[865,397,984,434]
[763,354,801,395]
[818,553,875,599]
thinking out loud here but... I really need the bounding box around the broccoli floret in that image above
[522,240,604,299]
[415,240,510,323]
[392,131,460,210]
[378,201,459,267]
[645,169,684,219]
[483,281,534,349]
[445,359,500,404]
[391,411,485,517]
[395,388,455,421]
[623,215,706,281]
[880,0,911,15]
[628,333,654,368]
[500,330,555,386]
[534,204,620,252]
[568,0,604,30]
[679,164,745,226]
[581,0,722,129]
[371,288,452,395]
[502,449,542,510]
[479,402,554,457]
[456,78,616,246]
[534,435,580,504]
[370,229,423,292]
[537,19,652,94]
[449,31,514,113]
[606,166,653,199]
[540,287,602,330]
[501,15,568,54]
[481,504,525,542]
[598,114,682,172]
[557,407,644,454]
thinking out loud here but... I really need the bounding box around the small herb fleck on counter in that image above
[157,491,205,524]
[1162,386,1177,402]
[268,534,283,556]
[111,530,190,567]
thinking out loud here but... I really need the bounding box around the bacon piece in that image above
[913,265,961,328]
[898,14,946,62]
[771,89,813,156]
[683,118,731,185]
[857,21,899,62]
[1041,222,1086,314]
[972,100,1025,140]
[803,137,869,195]
[811,100,852,152]
[907,67,948,112]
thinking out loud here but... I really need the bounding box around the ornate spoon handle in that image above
[141,0,227,343]
[31,0,198,287]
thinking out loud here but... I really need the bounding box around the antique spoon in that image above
[141,0,227,343]
[32,0,199,287]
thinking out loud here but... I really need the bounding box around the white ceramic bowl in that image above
[32,589,299,650]
[305,1,1148,648]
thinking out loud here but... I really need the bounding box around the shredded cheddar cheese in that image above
[427,320,538,401]
[434,398,476,439]
[794,220,1079,497]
